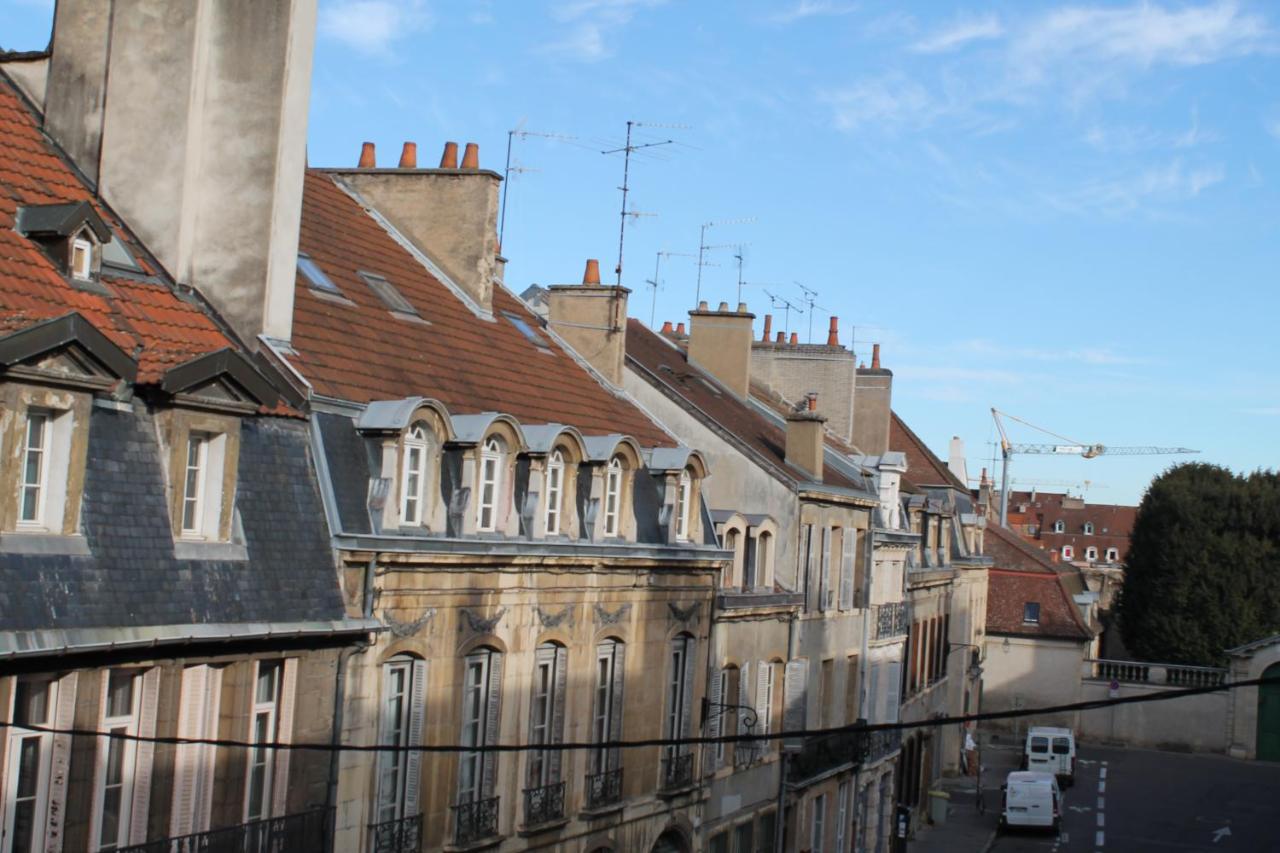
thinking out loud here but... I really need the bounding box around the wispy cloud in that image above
[540,0,666,62]
[318,0,431,55]
[1266,117,1280,141]
[1241,407,1280,415]
[820,73,940,131]
[955,339,1155,366]
[912,14,1004,54]
[766,0,858,25]
[1043,159,1225,215]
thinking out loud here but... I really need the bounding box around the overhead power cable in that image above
[0,676,1268,755]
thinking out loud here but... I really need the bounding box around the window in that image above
[819,659,835,728]
[664,635,695,764]
[18,411,49,526]
[724,528,741,588]
[674,469,692,541]
[1086,546,1098,561]
[359,271,420,317]
[180,433,208,534]
[297,253,341,294]
[528,643,567,788]
[1106,547,1119,562]
[838,526,856,610]
[757,811,777,853]
[243,660,296,822]
[3,677,57,853]
[591,640,625,774]
[712,667,733,766]
[1053,520,1065,533]
[171,666,223,836]
[477,437,505,532]
[544,450,565,535]
[835,781,850,853]
[603,457,623,537]
[93,670,142,851]
[845,655,860,727]
[459,648,503,804]
[1023,602,1041,624]
[756,661,776,741]
[1083,522,1094,535]
[755,531,772,589]
[818,527,832,611]
[71,235,93,280]
[811,792,827,853]
[376,657,426,827]
[400,424,430,526]
[733,820,755,852]
[1062,545,1074,560]
[503,312,550,349]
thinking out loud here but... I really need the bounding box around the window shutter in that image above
[819,527,832,611]
[754,662,771,737]
[867,662,881,724]
[550,647,568,782]
[782,659,808,751]
[44,671,78,852]
[270,658,298,817]
[839,527,855,611]
[885,661,902,724]
[608,644,625,771]
[198,668,223,832]
[680,640,696,742]
[705,666,724,772]
[482,652,504,796]
[129,667,161,844]
[171,666,206,836]
[404,659,428,818]
[803,525,817,610]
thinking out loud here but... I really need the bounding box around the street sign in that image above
[896,805,910,839]
[1109,679,1120,698]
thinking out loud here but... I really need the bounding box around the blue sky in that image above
[5,0,1278,503]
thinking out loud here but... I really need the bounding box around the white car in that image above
[1000,771,1062,833]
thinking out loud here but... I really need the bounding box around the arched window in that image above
[663,634,696,785]
[604,457,624,537]
[674,469,693,541]
[754,531,773,590]
[459,647,502,805]
[400,423,430,526]
[1083,522,1094,535]
[376,655,426,826]
[1086,546,1098,561]
[1062,545,1074,560]
[591,640,625,783]
[544,450,565,535]
[1105,547,1119,562]
[723,528,741,588]
[1053,520,1065,533]
[477,437,505,532]
[528,643,568,796]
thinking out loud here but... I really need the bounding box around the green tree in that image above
[1117,463,1280,665]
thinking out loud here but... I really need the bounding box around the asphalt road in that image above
[989,744,1280,853]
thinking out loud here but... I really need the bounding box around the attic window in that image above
[298,253,341,294]
[503,312,549,349]
[1083,522,1094,535]
[359,271,420,318]
[1053,520,1065,533]
[71,236,93,280]
[1023,602,1041,624]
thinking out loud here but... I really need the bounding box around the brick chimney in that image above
[786,393,826,482]
[750,314,856,444]
[852,343,893,455]
[547,259,629,386]
[687,301,756,397]
[331,139,501,312]
[41,0,317,346]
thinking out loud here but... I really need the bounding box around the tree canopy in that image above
[1117,463,1280,666]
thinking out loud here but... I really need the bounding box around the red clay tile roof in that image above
[286,172,672,446]
[1001,490,1136,563]
[625,319,863,489]
[0,75,237,383]
[984,524,1093,640]
[889,412,968,491]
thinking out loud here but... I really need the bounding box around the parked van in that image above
[1000,771,1062,833]
[1023,726,1076,786]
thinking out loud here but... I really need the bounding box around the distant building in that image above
[999,488,1136,570]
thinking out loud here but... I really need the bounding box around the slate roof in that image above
[286,172,672,446]
[0,74,238,383]
[625,319,867,491]
[984,524,1092,641]
[889,412,968,491]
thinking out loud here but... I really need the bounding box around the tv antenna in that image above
[696,217,754,306]
[795,282,826,343]
[500,124,579,243]
[603,121,676,287]
[764,289,804,334]
[646,250,697,327]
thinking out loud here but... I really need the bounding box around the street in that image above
[987,744,1280,853]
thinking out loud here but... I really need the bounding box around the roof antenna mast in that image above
[647,250,697,327]
[500,124,577,243]
[603,121,680,287]
[696,217,754,306]
[796,282,825,343]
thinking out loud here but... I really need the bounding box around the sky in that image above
[4,0,1278,504]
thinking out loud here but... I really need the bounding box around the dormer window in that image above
[545,449,565,535]
[675,469,692,541]
[181,433,210,535]
[1061,545,1074,560]
[71,235,93,280]
[400,423,431,526]
[18,410,50,526]
[1053,520,1065,533]
[1086,546,1098,561]
[1083,522,1094,535]
[603,457,623,537]
[1106,547,1119,562]
[477,437,505,532]
[1023,602,1041,624]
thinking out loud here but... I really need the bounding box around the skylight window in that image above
[359,271,419,317]
[503,311,549,349]
[298,253,341,294]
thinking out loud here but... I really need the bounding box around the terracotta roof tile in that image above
[286,172,673,445]
[0,75,234,383]
[984,524,1093,640]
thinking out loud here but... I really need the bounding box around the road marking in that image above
[1069,805,1092,813]
[1096,830,1105,847]
[1098,797,1105,810]
[1097,812,1106,827]
[1100,766,1108,780]
[1098,780,1106,794]
[1213,826,1232,843]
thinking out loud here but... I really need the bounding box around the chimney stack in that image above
[852,343,892,455]
[762,314,773,342]
[547,259,630,386]
[439,141,459,168]
[827,317,840,346]
[661,321,674,334]
[872,343,881,369]
[359,141,377,168]
[785,392,826,482]
[398,141,417,168]
[461,142,480,169]
[687,301,756,397]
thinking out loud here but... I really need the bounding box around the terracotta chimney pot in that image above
[676,322,686,335]
[461,142,480,169]
[807,392,818,411]
[871,343,881,369]
[583,258,601,285]
[698,300,709,311]
[827,316,840,346]
[762,314,773,342]
[776,331,786,343]
[661,320,673,334]
[789,332,799,345]
[737,302,748,313]
[439,141,459,169]
[358,141,376,168]
[398,141,417,168]
[718,301,730,312]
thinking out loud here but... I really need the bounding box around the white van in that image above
[1023,726,1076,786]
[1000,771,1062,832]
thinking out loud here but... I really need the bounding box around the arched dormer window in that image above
[723,527,742,588]
[753,530,773,589]
[1083,522,1094,535]
[478,436,505,532]
[1105,547,1119,562]
[675,469,693,542]
[603,457,624,537]
[400,422,431,526]
[1086,546,1098,562]
[71,229,94,281]
[1053,520,1065,534]
[544,449,565,535]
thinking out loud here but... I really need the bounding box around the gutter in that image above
[333,533,731,565]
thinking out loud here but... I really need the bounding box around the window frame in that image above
[1061,545,1074,560]
[591,640,625,774]
[180,432,209,536]
[1086,546,1098,561]
[811,791,827,853]
[375,656,425,826]
[477,437,504,533]
[1105,547,1119,562]
[664,634,695,764]
[544,450,565,536]
[1023,602,1041,624]
[674,469,692,541]
[71,234,94,281]
[3,677,58,853]
[459,647,502,804]
[243,661,283,822]
[17,410,50,528]
[603,456,624,537]
[527,643,567,787]
[400,423,431,526]
[92,670,142,852]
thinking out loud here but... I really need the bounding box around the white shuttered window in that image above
[376,657,427,825]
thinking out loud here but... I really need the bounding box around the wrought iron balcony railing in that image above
[659,752,695,791]
[522,781,566,827]
[866,727,903,764]
[452,796,499,848]
[119,807,331,853]
[369,813,422,853]
[873,602,909,639]
[787,729,869,785]
[585,768,623,810]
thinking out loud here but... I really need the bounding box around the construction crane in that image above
[991,408,1198,527]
